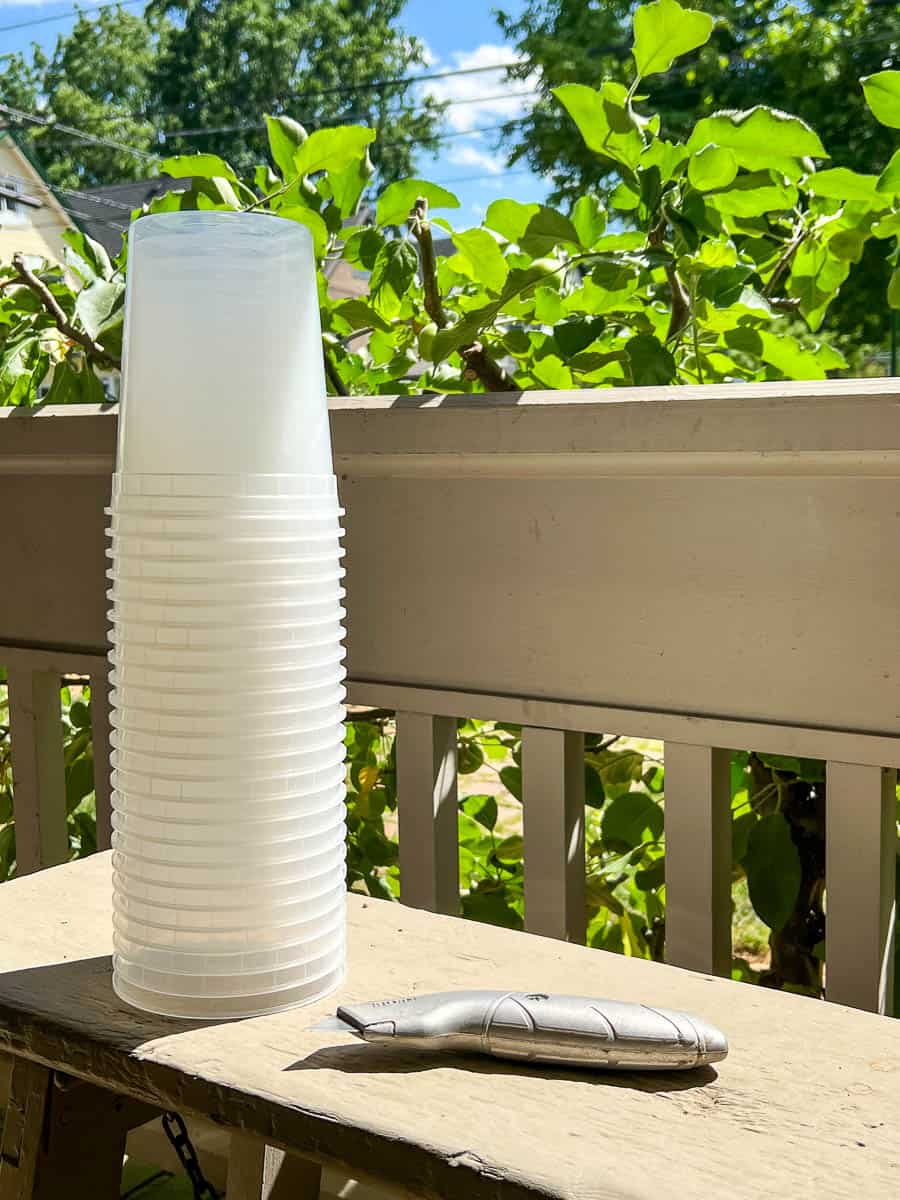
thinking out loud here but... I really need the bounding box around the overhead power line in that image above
[0,103,158,163]
[0,0,142,35]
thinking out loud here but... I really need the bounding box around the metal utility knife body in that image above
[330,990,727,1070]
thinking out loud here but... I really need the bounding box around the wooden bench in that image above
[0,853,898,1199]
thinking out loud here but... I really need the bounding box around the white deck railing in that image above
[1,379,898,1014]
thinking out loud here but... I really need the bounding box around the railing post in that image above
[664,743,732,976]
[88,667,113,852]
[522,728,585,942]
[6,667,67,876]
[395,712,459,914]
[826,762,896,1013]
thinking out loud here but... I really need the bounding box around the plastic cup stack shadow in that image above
[108,212,347,1019]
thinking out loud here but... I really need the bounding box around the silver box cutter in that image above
[322,990,728,1071]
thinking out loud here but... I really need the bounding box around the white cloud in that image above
[0,1,61,6]
[446,143,503,175]
[422,42,540,133]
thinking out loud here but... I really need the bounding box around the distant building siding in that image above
[0,136,73,266]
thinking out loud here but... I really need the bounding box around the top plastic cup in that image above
[118,213,331,477]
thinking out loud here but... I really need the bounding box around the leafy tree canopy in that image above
[497,0,900,351]
[0,0,442,188]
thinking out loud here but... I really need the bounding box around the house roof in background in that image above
[75,175,192,254]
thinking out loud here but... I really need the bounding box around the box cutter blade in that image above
[316,990,727,1070]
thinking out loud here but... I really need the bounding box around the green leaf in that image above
[461,794,498,831]
[805,168,883,204]
[265,114,307,180]
[707,172,798,217]
[633,0,714,79]
[74,279,125,341]
[65,756,94,815]
[499,765,522,802]
[732,811,757,864]
[601,792,663,851]
[62,229,112,283]
[69,700,91,730]
[449,227,508,293]
[462,887,522,928]
[742,813,802,932]
[484,198,540,242]
[553,82,645,169]
[327,150,375,218]
[519,206,581,256]
[571,194,607,247]
[495,834,523,863]
[369,239,418,314]
[626,332,677,385]
[889,268,900,311]
[457,739,485,774]
[160,153,238,183]
[688,144,738,191]
[553,316,606,358]
[756,754,825,783]
[724,328,839,380]
[274,206,329,257]
[293,126,376,178]
[342,226,384,270]
[876,149,900,196]
[43,363,106,404]
[861,71,900,129]
[377,179,460,227]
[687,107,827,178]
[331,298,391,333]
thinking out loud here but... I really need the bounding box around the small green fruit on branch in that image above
[408,197,516,391]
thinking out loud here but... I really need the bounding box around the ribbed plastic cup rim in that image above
[111,832,346,879]
[112,472,339,498]
[108,648,346,681]
[111,767,347,814]
[112,913,345,975]
[111,757,347,801]
[112,882,346,935]
[112,863,347,911]
[111,806,347,850]
[108,623,345,654]
[106,571,346,595]
[107,586,346,612]
[110,740,346,780]
[109,689,348,730]
[112,872,346,917]
[112,916,345,974]
[110,726,347,762]
[109,664,346,699]
[107,522,345,544]
[111,798,345,847]
[110,700,346,737]
[106,565,347,586]
[106,507,345,525]
[112,960,345,1019]
[108,605,346,632]
[109,547,346,570]
[109,630,344,662]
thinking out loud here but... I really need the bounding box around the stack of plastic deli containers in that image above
[108,212,347,1018]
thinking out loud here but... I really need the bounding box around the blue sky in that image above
[0,0,551,220]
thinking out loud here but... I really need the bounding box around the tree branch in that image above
[763,224,808,299]
[408,196,516,392]
[323,346,349,396]
[11,253,120,369]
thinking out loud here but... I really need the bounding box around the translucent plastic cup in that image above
[109,690,346,735]
[110,729,345,778]
[107,591,346,629]
[113,911,344,975]
[112,830,346,887]
[112,472,338,500]
[106,555,345,584]
[113,866,346,921]
[106,572,345,605]
[108,632,344,671]
[112,960,346,1019]
[117,213,331,477]
[113,935,345,997]
[111,772,347,821]
[107,511,344,539]
[111,746,347,800]
[112,884,345,949]
[109,679,346,720]
[109,712,346,758]
[111,796,345,847]
[108,652,345,692]
[106,529,345,562]
[108,615,345,652]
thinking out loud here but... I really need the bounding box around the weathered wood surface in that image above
[0,855,898,1200]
